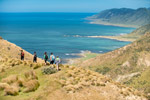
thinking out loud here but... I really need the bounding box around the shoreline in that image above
[65,51,99,65]
[86,35,135,42]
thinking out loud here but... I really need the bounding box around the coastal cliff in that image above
[88,8,150,27]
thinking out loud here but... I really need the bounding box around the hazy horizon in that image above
[0,0,150,13]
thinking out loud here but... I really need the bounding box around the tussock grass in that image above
[0,36,3,39]
[24,70,38,80]
[0,83,9,90]
[33,63,42,69]
[23,79,40,93]
[58,67,111,93]
[0,70,40,96]
[2,75,18,84]
[4,85,19,96]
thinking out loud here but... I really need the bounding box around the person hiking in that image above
[33,52,37,63]
[50,53,55,64]
[44,52,48,64]
[55,56,61,71]
[20,50,24,60]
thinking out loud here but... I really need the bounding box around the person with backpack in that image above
[50,53,55,64]
[33,52,37,63]
[20,50,24,60]
[44,52,48,64]
[55,56,61,71]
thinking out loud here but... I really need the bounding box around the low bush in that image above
[42,67,57,75]
[4,86,19,96]
[24,70,38,80]
[0,83,10,90]
[95,66,111,75]
[33,63,42,69]
[2,75,18,84]
[23,79,40,93]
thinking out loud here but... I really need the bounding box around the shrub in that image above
[46,62,50,66]
[24,70,38,80]
[4,86,19,96]
[29,63,33,67]
[33,63,42,69]
[17,77,25,87]
[2,75,18,84]
[42,67,57,75]
[64,65,70,68]
[69,66,75,70]
[23,80,40,93]
[59,80,66,87]
[23,61,28,65]
[0,67,5,72]
[64,84,74,92]
[59,64,64,68]
[0,36,3,39]
[0,83,10,90]
[95,66,110,75]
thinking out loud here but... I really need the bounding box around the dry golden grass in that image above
[2,75,18,84]
[0,36,3,39]
[0,39,44,63]
[0,37,148,99]
[33,63,42,69]
[4,85,19,96]
[23,79,39,93]
[17,77,25,87]
[24,70,38,80]
[0,70,40,96]
[0,66,5,72]
[0,82,20,96]
[0,83,10,90]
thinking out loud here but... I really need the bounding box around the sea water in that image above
[0,12,135,61]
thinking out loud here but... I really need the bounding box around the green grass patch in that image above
[81,53,98,61]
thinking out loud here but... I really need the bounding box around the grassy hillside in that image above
[0,39,148,100]
[0,39,43,62]
[118,24,150,40]
[75,32,150,97]
[88,8,150,27]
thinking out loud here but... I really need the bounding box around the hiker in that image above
[44,52,48,64]
[33,52,37,63]
[20,50,24,60]
[55,56,61,71]
[50,52,55,64]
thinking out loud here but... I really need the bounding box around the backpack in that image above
[56,58,60,63]
[51,55,55,61]
[45,55,48,60]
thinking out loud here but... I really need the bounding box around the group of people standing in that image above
[43,52,61,70]
[20,50,61,71]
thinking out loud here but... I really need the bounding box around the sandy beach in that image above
[86,35,135,42]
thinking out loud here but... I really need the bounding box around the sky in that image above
[0,0,150,12]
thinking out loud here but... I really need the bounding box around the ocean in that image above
[0,12,135,61]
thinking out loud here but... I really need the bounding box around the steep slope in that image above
[128,24,150,37]
[0,39,43,62]
[88,8,150,27]
[0,39,148,100]
[113,24,150,41]
[76,32,150,96]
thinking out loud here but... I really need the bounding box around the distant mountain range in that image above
[88,8,150,27]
